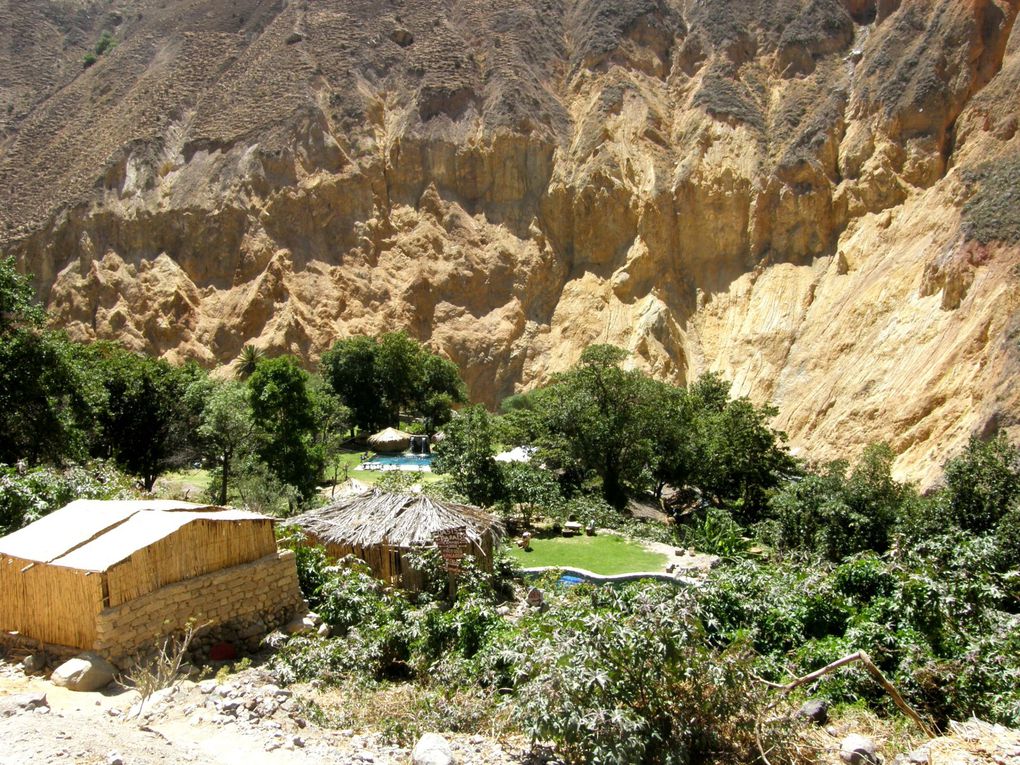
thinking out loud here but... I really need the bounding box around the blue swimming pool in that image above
[558,574,587,586]
[364,453,434,469]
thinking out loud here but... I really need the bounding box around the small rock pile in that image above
[0,691,49,718]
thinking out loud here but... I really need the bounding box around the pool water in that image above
[558,574,587,586]
[365,453,434,468]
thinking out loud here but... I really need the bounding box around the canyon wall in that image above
[2,0,1019,485]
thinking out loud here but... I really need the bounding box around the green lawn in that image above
[508,533,668,575]
[158,468,214,495]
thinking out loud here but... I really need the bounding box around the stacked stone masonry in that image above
[94,551,305,667]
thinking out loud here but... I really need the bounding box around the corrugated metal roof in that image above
[0,500,269,570]
[50,508,267,571]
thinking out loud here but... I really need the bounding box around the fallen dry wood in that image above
[770,650,936,738]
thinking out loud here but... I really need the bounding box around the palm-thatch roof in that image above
[368,427,413,452]
[293,490,503,550]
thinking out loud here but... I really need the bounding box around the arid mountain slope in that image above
[2,0,1019,485]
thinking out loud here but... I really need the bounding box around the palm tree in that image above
[235,344,264,379]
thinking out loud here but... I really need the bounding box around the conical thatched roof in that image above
[367,427,413,452]
[293,490,503,549]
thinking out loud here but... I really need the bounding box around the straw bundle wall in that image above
[0,555,104,649]
[105,518,277,606]
[296,491,503,588]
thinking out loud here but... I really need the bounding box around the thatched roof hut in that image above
[0,500,304,665]
[368,427,413,453]
[293,491,503,589]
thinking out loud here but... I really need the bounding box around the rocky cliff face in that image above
[2,0,1019,485]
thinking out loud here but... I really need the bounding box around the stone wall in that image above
[94,550,306,667]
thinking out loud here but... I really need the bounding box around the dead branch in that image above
[767,650,935,738]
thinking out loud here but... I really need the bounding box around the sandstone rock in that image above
[2,0,1019,492]
[412,733,455,765]
[51,653,116,692]
[840,733,881,765]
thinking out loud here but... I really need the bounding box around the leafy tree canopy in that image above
[432,404,504,506]
[247,355,321,502]
[195,379,255,505]
[320,331,465,434]
[0,259,101,465]
[0,256,46,332]
[85,343,199,491]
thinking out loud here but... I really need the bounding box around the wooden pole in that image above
[769,650,936,738]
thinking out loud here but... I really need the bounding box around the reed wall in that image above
[0,555,104,649]
[105,519,277,607]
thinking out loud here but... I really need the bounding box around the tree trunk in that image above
[219,449,230,506]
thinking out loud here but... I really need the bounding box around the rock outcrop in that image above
[2,0,1019,486]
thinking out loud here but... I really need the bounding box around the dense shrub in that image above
[276,528,331,608]
[941,433,1020,534]
[699,547,1020,729]
[677,506,748,557]
[768,444,912,561]
[511,585,788,765]
[0,460,136,534]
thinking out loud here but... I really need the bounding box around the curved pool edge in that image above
[520,565,701,587]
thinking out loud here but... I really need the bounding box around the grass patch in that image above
[509,533,668,575]
[157,468,214,498]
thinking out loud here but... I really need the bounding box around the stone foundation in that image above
[94,550,306,668]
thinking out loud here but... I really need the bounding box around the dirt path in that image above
[0,663,525,765]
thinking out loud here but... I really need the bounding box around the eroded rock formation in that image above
[2,0,1019,485]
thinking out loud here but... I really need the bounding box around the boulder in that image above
[22,654,46,673]
[798,699,830,725]
[412,732,455,765]
[284,614,318,635]
[51,653,116,692]
[840,733,881,765]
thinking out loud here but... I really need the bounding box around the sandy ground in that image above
[0,662,530,765]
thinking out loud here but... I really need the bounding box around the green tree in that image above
[499,461,560,527]
[196,380,255,505]
[652,372,796,520]
[530,345,657,508]
[432,405,504,506]
[943,432,1020,534]
[0,258,99,465]
[247,355,321,502]
[320,336,388,433]
[0,256,46,332]
[321,332,466,434]
[412,352,465,434]
[235,344,264,380]
[769,444,912,560]
[375,331,422,426]
[308,375,351,496]
[87,344,196,491]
